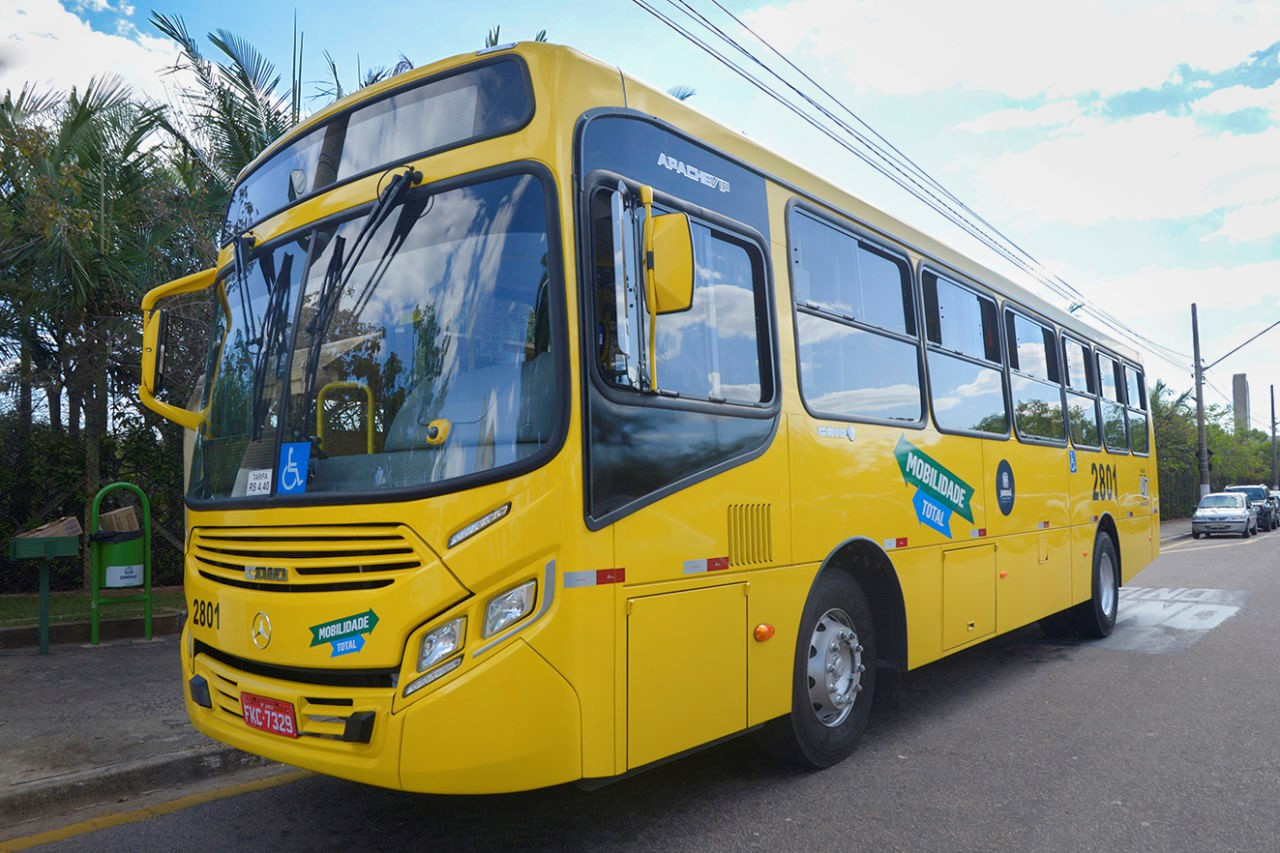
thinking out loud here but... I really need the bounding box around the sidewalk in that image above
[1158,516,1192,544]
[0,633,277,838]
[0,519,1194,837]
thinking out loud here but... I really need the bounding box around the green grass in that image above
[0,586,186,629]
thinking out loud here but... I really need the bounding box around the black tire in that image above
[1073,532,1119,639]
[1191,531,1201,539]
[1243,524,1251,539]
[760,570,876,768]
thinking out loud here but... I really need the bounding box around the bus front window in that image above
[190,171,559,501]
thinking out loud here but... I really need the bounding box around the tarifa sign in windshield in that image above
[894,435,975,538]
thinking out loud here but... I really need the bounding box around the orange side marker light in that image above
[753,623,775,642]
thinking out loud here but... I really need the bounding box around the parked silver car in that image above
[1191,492,1257,538]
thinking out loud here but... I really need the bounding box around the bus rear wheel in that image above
[761,570,876,768]
[1073,531,1119,638]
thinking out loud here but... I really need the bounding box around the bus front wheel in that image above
[1073,532,1119,638]
[761,570,876,768]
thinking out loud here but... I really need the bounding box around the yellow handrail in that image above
[316,381,375,454]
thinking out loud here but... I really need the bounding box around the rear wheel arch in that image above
[814,537,908,673]
[1095,513,1122,580]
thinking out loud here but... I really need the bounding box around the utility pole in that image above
[1192,304,1210,497]
[1190,305,1280,496]
[1271,384,1277,489]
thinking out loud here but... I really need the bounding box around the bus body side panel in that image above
[1067,445,1107,603]
[1122,451,1158,583]
[980,437,1072,634]
[610,440,793,769]
[786,414,990,667]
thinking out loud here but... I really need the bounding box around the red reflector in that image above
[596,568,625,585]
[896,537,908,548]
[708,556,729,572]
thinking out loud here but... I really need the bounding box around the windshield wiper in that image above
[302,165,423,399]
[231,233,259,346]
[249,252,294,438]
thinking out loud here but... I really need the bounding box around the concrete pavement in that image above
[0,634,276,840]
[0,517,1195,839]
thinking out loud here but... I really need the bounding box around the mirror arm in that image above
[640,185,659,391]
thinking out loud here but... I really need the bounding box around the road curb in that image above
[0,612,183,650]
[0,744,280,829]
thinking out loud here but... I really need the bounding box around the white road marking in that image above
[1162,538,1257,552]
[1106,586,1249,654]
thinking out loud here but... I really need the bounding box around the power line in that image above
[630,0,1192,372]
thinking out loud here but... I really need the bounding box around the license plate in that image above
[241,692,299,738]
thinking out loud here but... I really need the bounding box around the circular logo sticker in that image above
[996,460,1016,516]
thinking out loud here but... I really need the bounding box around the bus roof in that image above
[238,41,1140,364]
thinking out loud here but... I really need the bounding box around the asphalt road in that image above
[21,531,1280,852]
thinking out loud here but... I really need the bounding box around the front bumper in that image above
[1192,518,1249,534]
[182,625,583,794]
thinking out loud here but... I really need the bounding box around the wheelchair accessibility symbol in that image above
[278,442,311,495]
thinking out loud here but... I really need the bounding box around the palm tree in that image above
[0,77,172,581]
[151,12,298,198]
[485,26,548,48]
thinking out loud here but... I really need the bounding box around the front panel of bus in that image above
[157,46,647,794]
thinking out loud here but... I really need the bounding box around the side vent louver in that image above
[728,503,773,567]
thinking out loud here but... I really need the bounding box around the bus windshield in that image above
[190,170,559,501]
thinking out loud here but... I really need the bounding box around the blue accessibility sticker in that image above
[278,442,311,495]
[1069,448,1078,474]
[912,489,953,537]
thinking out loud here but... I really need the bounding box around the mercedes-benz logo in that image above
[251,611,272,650]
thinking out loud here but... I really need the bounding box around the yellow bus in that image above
[140,42,1159,794]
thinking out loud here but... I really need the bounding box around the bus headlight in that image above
[417,617,465,672]
[483,580,536,638]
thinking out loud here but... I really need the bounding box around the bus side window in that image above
[923,272,1008,436]
[1005,309,1065,443]
[1063,336,1101,449]
[1126,364,1149,454]
[789,210,923,424]
[590,184,769,405]
[1097,352,1129,453]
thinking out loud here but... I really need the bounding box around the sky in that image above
[4,0,1280,429]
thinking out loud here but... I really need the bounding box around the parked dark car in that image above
[1224,484,1276,531]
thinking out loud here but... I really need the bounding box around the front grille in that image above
[204,662,383,743]
[191,524,428,592]
[194,640,396,689]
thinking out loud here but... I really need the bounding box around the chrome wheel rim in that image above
[806,608,863,727]
[1098,549,1117,620]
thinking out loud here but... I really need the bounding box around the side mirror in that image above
[648,212,694,315]
[140,267,219,431]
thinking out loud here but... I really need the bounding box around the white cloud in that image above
[955,100,1084,133]
[0,0,178,102]
[968,113,1280,226]
[1209,198,1280,242]
[743,0,1280,99]
[1192,81,1280,118]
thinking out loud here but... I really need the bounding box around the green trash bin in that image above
[90,482,153,645]
[93,529,146,589]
